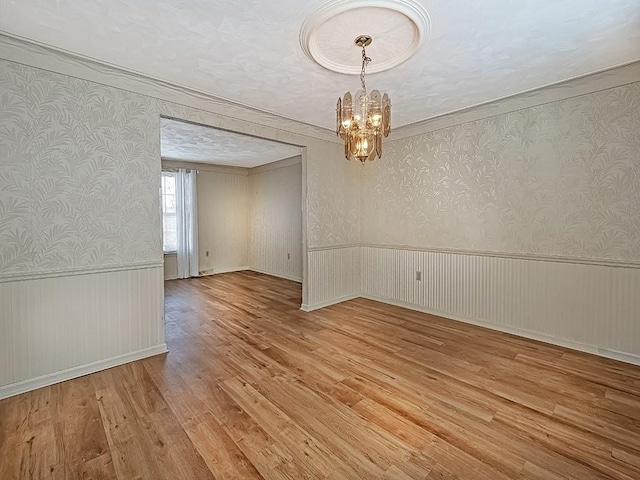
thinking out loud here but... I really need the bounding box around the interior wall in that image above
[0,62,162,274]
[0,58,166,398]
[164,253,178,280]
[362,82,640,260]
[0,35,357,398]
[304,140,362,310]
[360,76,640,364]
[197,169,249,275]
[248,157,303,282]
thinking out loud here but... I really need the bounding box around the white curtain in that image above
[175,169,199,279]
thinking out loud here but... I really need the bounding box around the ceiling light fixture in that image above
[336,35,391,164]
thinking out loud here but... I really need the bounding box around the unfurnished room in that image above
[1,1,639,479]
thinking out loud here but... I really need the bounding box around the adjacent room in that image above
[1,1,639,479]
[159,118,303,286]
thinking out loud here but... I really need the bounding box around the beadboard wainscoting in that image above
[0,265,167,399]
[249,158,303,283]
[302,246,361,311]
[360,246,640,365]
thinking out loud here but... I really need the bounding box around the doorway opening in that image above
[159,116,305,303]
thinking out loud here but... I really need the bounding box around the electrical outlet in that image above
[416,271,422,281]
[206,250,209,257]
[287,253,290,260]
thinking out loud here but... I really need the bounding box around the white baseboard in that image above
[0,344,168,400]
[199,266,249,276]
[360,294,640,367]
[249,268,302,283]
[301,293,360,312]
[164,275,178,281]
[596,347,640,367]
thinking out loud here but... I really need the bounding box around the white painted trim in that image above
[2,33,636,140]
[249,268,302,283]
[308,243,640,269]
[392,61,640,139]
[301,147,309,309]
[199,266,250,276]
[361,244,640,269]
[360,294,640,367]
[162,159,249,176]
[307,244,362,252]
[0,344,168,400]
[596,348,640,367]
[164,275,179,281]
[301,293,360,312]
[0,261,164,283]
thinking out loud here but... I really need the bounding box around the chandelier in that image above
[336,35,391,164]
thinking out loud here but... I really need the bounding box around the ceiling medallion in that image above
[336,35,391,163]
[300,0,430,74]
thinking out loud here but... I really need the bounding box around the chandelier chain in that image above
[360,46,371,92]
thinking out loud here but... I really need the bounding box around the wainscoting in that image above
[303,246,360,311]
[0,265,166,399]
[249,158,303,283]
[361,246,640,365]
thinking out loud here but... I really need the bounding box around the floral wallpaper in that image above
[362,82,640,262]
[305,138,361,248]
[0,60,162,275]
[0,58,359,278]
[8,53,634,275]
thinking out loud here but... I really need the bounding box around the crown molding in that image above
[3,32,637,149]
[392,60,640,140]
[161,159,250,176]
[248,155,302,176]
[0,32,340,144]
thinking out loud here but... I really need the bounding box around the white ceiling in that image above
[160,118,301,168]
[1,1,639,129]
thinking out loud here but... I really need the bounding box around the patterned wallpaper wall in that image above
[0,57,357,279]
[0,60,162,275]
[362,82,640,262]
[306,139,361,247]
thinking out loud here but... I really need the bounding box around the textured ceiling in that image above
[160,118,301,168]
[1,1,639,129]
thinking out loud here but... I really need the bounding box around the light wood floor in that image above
[2,272,640,479]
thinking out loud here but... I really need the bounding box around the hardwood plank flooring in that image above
[1,271,640,479]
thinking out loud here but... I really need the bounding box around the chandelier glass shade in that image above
[336,35,391,164]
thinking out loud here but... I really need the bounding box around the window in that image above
[161,172,177,253]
